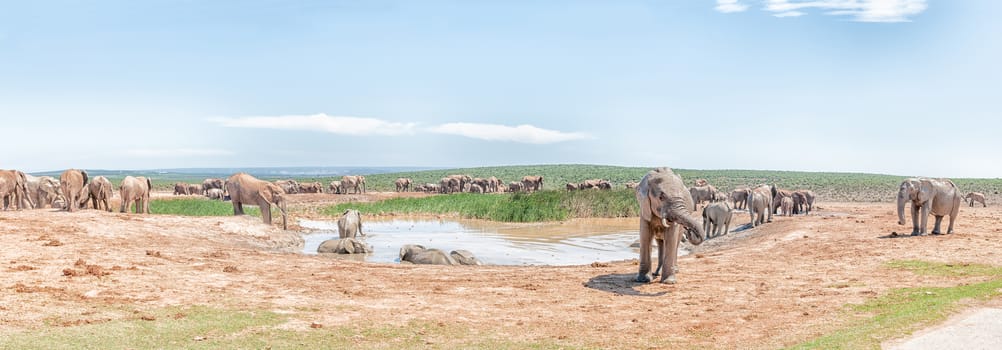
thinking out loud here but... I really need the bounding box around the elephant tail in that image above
[81,170,89,186]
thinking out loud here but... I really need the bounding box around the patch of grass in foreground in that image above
[1,306,589,350]
[150,198,261,217]
[324,190,639,222]
[788,260,1002,350]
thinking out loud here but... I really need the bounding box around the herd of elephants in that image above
[0,167,990,282]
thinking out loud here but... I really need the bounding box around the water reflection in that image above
[299,218,647,266]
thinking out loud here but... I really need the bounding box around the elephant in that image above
[0,169,33,210]
[275,179,300,194]
[780,196,794,216]
[60,169,89,212]
[521,175,543,192]
[897,178,961,235]
[635,167,705,284]
[693,179,709,187]
[487,176,501,193]
[624,182,640,190]
[470,178,489,192]
[206,188,226,200]
[298,182,323,194]
[579,179,607,190]
[188,184,203,196]
[801,190,816,213]
[399,244,458,265]
[119,176,152,214]
[702,201,732,239]
[713,191,728,202]
[317,238,373,254]
[202,178,224,194]
[688,185,717,211]
[329,181,343,194]
[337,209,364,239]
[394,178,413,192]
[771,188,794,215]
[341,176,364,194]
[964,192,986,207]
[226,173,288,230]
[25,175,62,209]
[566,183,579,191]
[173,182,189,195]
[730,188,749,210]
[747,184,773,227]
[426,184,441,193]
[86,176,114,212]
[469,184,484,193]
[508,181,523,193]
[450,250,483,265]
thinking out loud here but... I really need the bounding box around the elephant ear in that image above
[637,176,655,223]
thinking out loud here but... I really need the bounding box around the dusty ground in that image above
[2,194,1002,349]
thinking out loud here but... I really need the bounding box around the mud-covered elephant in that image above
[173,182,190,195]
[508,181,523,193]
[897,178,961,235]
[25,175,62,209]
[395,178,413,192]
[449,250,483,265]
[337,209,364,239]
[328,181,343,194]
[275,179,300,194]
[202,178,224,194]
[60,169,89,212]
[0,169,33,210]
[188,184,203,196]
[317,238,373,254]
[487,176,501,193]
[747,184,773,227]
[206,188,226,200]
[780,196,793,216]
[566,183,579,191]
[771,188,794,215]
[298,182,323,193]
[688,185,717,211]
[521,175,543,192]
[119,176,152,214]
[730,188,749,210]
[635,167,705,284]
[87,176,114,212]
[702,201,732,239]
[470,178,489,192]
[227,173,288,229]
[399,244,458,265]
[341,176,364,194]
[964,192,986,207]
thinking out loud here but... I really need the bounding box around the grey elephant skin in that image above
[60,169,88,212]
[399,244,457,265]
[119,176,152,214]
[1,169,34,210]
[702,202,732,239]
[226,173,288,230]
[87,176,114,212]
[317,238,373,254]
[635,167,705,284]
[746,185,773,227]
[449,250,483,265]
[337,209,364,239]
[897,177,961,235]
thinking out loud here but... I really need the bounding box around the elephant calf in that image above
[337,209,364,239]
[399,245,482,265]
[702,202,732,239]
[317,238,373,254]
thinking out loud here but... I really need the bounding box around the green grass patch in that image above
[150,198,261,217]
[2,306,590,349]
[788,260,1002,350]
[324,189,638,222]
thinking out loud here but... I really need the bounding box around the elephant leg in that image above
[920,203,931,235]
[910,205,921,235]
[660,224,681,284]
[261,201,272,225]
[653,237,664,277]
[931,215,944,235]
[636,221,653,283]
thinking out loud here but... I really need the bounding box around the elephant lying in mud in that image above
[635,167,704,284]
[317,238,373,254]
[399,245,482,265]
[897,177,961,235]
[337,209,364,239]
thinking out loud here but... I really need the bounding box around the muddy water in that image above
[299,217,659,266]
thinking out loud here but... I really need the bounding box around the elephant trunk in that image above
[664,208,704,246]
[279,199,288,230]
[897,192,907,226]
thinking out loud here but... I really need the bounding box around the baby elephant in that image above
[206,188,226,200]
[702,202,732,239]
[337,209,364,239]
[399,244,456,265]
[317,238,373,254]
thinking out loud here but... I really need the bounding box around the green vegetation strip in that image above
[150,198,261,217]
[2,306,588,350]
[788,260,1002,350]
[325,190,639,222]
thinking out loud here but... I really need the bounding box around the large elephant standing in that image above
[119,176,152,214]
[173,183,190,195]
[25,175,62,209]
[702,201,732,239]
[328,181,343,194]
[635,167,705,284]
[87,176,114,212]
[521,175,543,192]
[60,169,89,212]
[226,173,288,229]
[395,178,413,192]
[202,178,224,195]
[341,176,365,194]
[0,170,33,210]
[188,184,203,196]
[688,185,717,211]
[897,178,961,235]
[730,188,749,210]
[771,188,794,215]
[337,209,364,239]
[747,185,773,227]
[487,176,501,193]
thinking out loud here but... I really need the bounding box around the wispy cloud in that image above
[209,113,417,136]
[210,114,590,144]
[124,148,234,157]
[715,0,749,13]
[773,10,805,17]
[428,123,591,144]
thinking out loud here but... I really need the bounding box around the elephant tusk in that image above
[661,217,669,228]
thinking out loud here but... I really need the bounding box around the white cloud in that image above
[774,10,805,17]
[124,148,234,157]
[762,0,927,22]
[428,123,591,144]
[715,0,749,13]
[209,113,417,136]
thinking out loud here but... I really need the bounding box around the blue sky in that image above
[1,0,1000,177]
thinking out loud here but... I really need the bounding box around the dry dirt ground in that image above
[2,194,1002,349]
